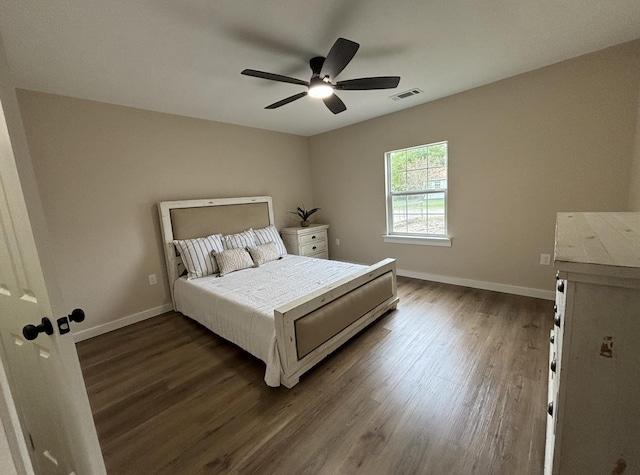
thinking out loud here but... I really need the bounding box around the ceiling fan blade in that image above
[323,94,347,114]
[320,38,359,80]
[241,69,308,86]
[335,76,401,90]
[265,92,308,109]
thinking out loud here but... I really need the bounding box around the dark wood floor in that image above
[77,277,553,474]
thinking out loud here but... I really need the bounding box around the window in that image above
[384,141,450,245]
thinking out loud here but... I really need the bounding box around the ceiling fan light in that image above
[308,82,334,99]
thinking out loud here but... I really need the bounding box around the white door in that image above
[0,93,105,472]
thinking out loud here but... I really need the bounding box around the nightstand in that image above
[280,224,329,259]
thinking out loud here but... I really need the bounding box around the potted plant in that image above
[291,205,320,227]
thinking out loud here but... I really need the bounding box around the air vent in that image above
[390,88,423,101]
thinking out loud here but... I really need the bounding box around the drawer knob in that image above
[557,281,564,293]
[554,315,561,327]
[311,235,316,239]
[550,359,556,372]
[548,402,554,416]
[553,304,557,313]
[550,334,555,344]
[312,246,317,250]
[556,272,560,280]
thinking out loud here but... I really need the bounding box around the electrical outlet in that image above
[148,274,157,285]
[540,254,551,266]
[335,238,340,246]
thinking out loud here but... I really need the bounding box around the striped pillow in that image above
[222,230,256,250]
[252,225,287,256]
[213,248,256,276]
[247,242,282,266]
[173,234,224,279]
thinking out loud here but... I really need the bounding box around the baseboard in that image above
[73,303,173,342]
[397,268,555,301]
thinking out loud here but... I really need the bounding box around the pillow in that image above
[252,225,287,256]
[173,234,224,279]
[213,248,256,276]
[222,230,256,250]
[247,242,282,266]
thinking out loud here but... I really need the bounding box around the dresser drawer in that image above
[300,231,326,245]
[300,239,327,256]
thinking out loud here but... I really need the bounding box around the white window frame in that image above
[383,141,451,247]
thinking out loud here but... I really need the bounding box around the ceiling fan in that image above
[241,38,401,114]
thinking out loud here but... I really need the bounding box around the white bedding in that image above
[174,255,365,386]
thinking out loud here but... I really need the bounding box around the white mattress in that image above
[174,255,365,386]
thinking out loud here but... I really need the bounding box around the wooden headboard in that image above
[158,196,275,308]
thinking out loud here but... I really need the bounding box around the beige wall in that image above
[628,86,640,211]
[309,40,640,294]
[17,91,312,332]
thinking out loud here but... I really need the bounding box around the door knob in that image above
[57,308,85,335]
[68,308,85,323]
[23,318,54,341]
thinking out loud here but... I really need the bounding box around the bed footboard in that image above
[274,258,398,388]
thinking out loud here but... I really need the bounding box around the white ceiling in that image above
[1,0,639,137]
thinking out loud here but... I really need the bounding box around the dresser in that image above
[546,212,640,474]
[280,224,329,259]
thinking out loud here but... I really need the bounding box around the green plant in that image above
[291,205,320,221]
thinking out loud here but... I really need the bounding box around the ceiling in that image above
[1,1,639,137]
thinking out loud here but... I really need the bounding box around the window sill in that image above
[383,235,452,247]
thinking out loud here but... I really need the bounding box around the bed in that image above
[158,196,398,388]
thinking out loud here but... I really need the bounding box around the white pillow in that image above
[252,225,287,256]
[247,242,282,266]
[173,234,223,279]
[222,230,256,250]
[213,248,256,276]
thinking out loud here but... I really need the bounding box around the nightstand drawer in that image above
[301,240,327,256]
[300,232,326,245]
